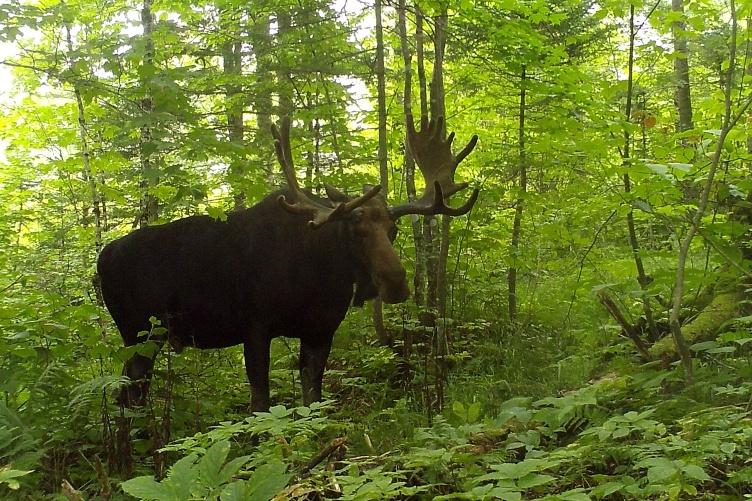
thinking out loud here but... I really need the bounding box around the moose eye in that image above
[350,208,365,224]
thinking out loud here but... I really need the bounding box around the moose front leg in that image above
[118,336,164,408]
[300,338,333,406]
[244,339,271,413]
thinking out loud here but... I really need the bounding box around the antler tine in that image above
[344,184,383,211]
[390,182,479,219]
[431,116,444,142]
[392,113,479,219]
[455,134,478,167]
[271,117,301,192]
[272,118,383,229]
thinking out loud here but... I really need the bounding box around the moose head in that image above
[271,115,479,305]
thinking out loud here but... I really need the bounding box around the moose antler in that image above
[272,117,382,228]
[389,114,479,219]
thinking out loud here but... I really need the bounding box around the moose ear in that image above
[324,184,351,204]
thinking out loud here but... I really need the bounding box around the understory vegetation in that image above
[1,0,752,499]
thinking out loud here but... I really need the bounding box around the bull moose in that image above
[97,115,479,412]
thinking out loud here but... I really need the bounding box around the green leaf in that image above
[707,346,736,354]
[452,401,466,419]
[0,467,33,490]
[206,206,228,221]
[682,464,710,482]
[268,405,291,419]
[631,199,653,213]
[297,406,311,417]
[720,442,736,454]
[488,487,522,501]
[592,481,624,498]
[647,464,678,484]
[667,162,692,177]
[98,184,128,204]
[547,488,591,501]
[164,453,199,499]
[480,459,549,481]
[690,341,718,352]
[611,426,630,439]
[246,461,291,501]
[121,476,171,500]
[645,163,667,176]
[199,440,231,488]
[728,466,752,484]
[517,472,555,489]
[218,455,252,485]
[467,402,481,423]
[220,480,248,501]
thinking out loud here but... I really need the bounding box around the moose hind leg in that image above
[244,339,271,413]
[300,338,333,406]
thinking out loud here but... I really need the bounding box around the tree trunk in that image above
[423,11,450,312]
[250,13,274,182]
[416,8,434,308]
[138,0,158,227]
[416,8,428,122]
[397,0,425,308]
[429,9,451,413]
[276,9,294,118]
[430,12,453,320]
[375,0,388,195]
[306,112,316,189]
[623,5,660,340]
[670,0,751,385]
[372,0,391,346]
[671,0,694,133]
[424,217,439,308]
[508,66,527,323]
[221,8,245,210]
[65,27,102,257]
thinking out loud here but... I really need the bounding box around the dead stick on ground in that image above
[299,437,348,476]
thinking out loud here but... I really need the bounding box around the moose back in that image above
[98,116,479,412]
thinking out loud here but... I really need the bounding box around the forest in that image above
[1,0,751,498]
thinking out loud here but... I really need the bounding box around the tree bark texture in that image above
[397,0,425,307]
[671,0,694,133]
[508,66,526,322]
[431,12,451,319]
[221,8,245,210]
[372,0,391,346]
[138,0,158,227]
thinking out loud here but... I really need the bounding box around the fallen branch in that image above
[597,290,651,360]
[299,437,348,476]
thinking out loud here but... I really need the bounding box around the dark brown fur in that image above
[98,189,405,411]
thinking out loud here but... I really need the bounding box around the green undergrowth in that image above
[109,357,752,500]
[3,307,752,499]
[20,327,744,500]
